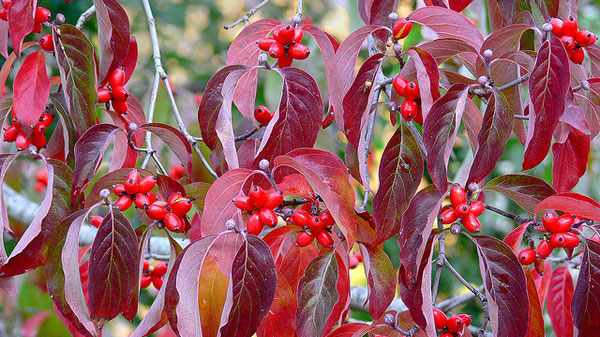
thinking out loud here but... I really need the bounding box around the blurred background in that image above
[1,0,600,335]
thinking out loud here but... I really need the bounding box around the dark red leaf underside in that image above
[13,51,50,137]
[484,174,556,215]
[572,239,600,335]
[7,0,34,56]
[547,266,574,337]
[360,243,396,319]
[535,192,600,221]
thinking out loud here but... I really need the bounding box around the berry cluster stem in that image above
[223,0,270,30]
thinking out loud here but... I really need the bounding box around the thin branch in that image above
[223,0,270,30]
[514,114,529,120]
[437,285,485,312]
[76,5,95,30]
[484,204,531,224]
[444,259,487,304]
[141,72,161,170]
[432,233,446,301]
[470,73,531,97]
[359,88,380,212]
[296,0,303,21]
[235,127,260,142]
[141,0,218,179]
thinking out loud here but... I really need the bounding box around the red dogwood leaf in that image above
[469,235,529,337]
[535,192,600,220]
[485,174,556,215]
[532,260,553,307]
[409,6,484,49]
[323,252,351,336]
[503,222,532,253]
[552,125,590,193]
[359,244,396,319]
[373,123,424,244]
[547,266,574,337]
[140,123,193,176]
[296,252,339,337]
[122,37,138,84]
[93,0,131,85]
[403,47,441,119]
[256,272,297,337]
[572,239,600,335]
[7,0,34,56]
[54,24,98,136]
[479,24,533,64]
[326,323,369,337]
[422,84,469,191]
[400,38,479,79]
[523,37,570,170]
[13,51,50,137]
[523,267,545,337]
[88,208,139,324]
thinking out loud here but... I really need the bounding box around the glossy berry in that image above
[277,24,295,44]
[0,8,7,21]
[354,251,362,262]
[124,178,139,195]
[291,209,311,226]
[454,203,471,218]
[115,195,133,211]
[234,195,254,211]
[562,16,578,36]
[296,231,314,247]
[401,100,418,121]
[34,123,46,134]
[293,28,303,43]
[32,22,42,34]
[308,216,326,233]
[458,314,472,326]
[557,215,574,232]
[164,213,183,232]
[247,212,264,235]
[171,198,192,216]
[561,35,575,50]
[153,262,168,277]
[146,204,167,221]
[152,277,163,289]
[536,240,553,259]
[404,82,420,101]
[168,192,182,206]
[392,18,412,39]
[259,207,278,227]
[278,55,293,68]
[147,191,157,204]
[168,165,185,180]
[39,34,53,51]
[440,208,458,224]
[432,308,447,329]
[113,184,125,196]
[2,0,9,9]
[288,43,310,59]
[15,132,30,150]
[349,255,360,269]
[134,192,150,209]
[550,18,563,36]
[518,248,536,265]
[571,47,584,64]
[39,113,54,127]
[575,30,595,47]
[112,86,129,101]
[393,76,408,96]
[4,125,18,142]
[248,186,266,208]
[138,176,157,193]
[112,100,128,114]
[257,38,276,51]
[549,232,566,247]
[36,169,48,184]
[268,42,284,58]
[450,185,466,206]
[34,7,51,23]
[140,275,152,288]
[439,334,454,337]
[446,316,464,332]
[319,210,335,227]
[90,216,103,228]
[254,106,273,125]
[97,88,111,103]
[470,200,485,216]
[110,67,126,88]
[542,212,559,232]
[263,191,284,209]
[563,232,580,248]
[31,132,46,148]
[316,230,334,247]
[462,213,481,233]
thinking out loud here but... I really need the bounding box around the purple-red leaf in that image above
[535,192,600,220]
[523,267,545,337]
[484,174,556,215]
[503,222,532,253]
[468,89,514,184]
[373,123,424,244]
[547,266,574,337]
[359,244,396,319]
[88,208,139,324]
[422,84,469,191]
[93,0,130,85]
[256,271,297,337]
[551,125,590,193]
[468,235,529,337]
[219,235,277,337]
[7,0,34,56]
[523,37,570,170]
[54,24,98,136]
[140,123,193,176]
[403,47,441,119]
[409,6,484,49]
[572,238,600,334]
[296,252,339,337]
[479,24,533,64]
[13,51,50,137]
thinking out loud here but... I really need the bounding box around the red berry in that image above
[111,86,129,102]
[278,55,293,68]
[462,213,481,233]
[349,255,360,269]
[146,204,167,221]
[33,182,45,192]
[401,100,418,121]
[308,216,326,233]
[124,178,139,195]
[354,251,362,262]
[97,88,111,103]
[404,82,420,100]
[34,123,46,135]
[15,132,30,150]
[440,208,458,224]
[571,47,584,64]
[115,195,133,211]
[12,115,21,129]
[440,334,454,337]
[153,262,168,277]
[31,132,46,148]
[518,248,536,265]
[392,76,408,96]
[291,209,311,226]
[277,24,295,44]
[414,105,423,125]
[433,308,447,329]
[563,232,580,248]
[113,184,125,196]
[147,191,157,204]
[288,43,310,59]
[268,42,285,58]
[263,191,284,209]
[296,231,314,247]
[39,113,53,127]
[454,203,471,218]
[152,277,163,289]
[34,7,51,23]
[575,30,595,47]
[246,212,264,235]
[171,198,192,217]
[112,100,128,114]
[542,212,559,232]
[257,38,276,51]
[168,165,185,180]
[2,0,9,9]
[470,200,485,216]
[143,260,150,272]
[254,106,273,125]
[550,18,564,36]
[557,215,574,232]
[134,192,150,209]
[39,34,53,51]
[561,35,575,50]
[549,232,566,247]
[0,8,6,21]
[140,275,152,288]
[316,230,334,247]
[248,186,266,208]
[458,314,472,326]
[392,18,412,39]
[446,316,464,332]
[4,125,18,142]
[450,185,467,207]
[168,192,182,206]
[536,240,553,259]
[293,28,303,43]
[562,16,578,36]
[110,67,126,88]
[319,210,335,227]
[164,212,184,232]
[234,195,255,211]
[32,22,42,34]
[259,207,278,227]
[36,169,48,184]
[138,176,157,193]
[90,216,103,228]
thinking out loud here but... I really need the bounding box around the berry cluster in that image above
[90,215,103,228]
[233,186,283,235]
[34,168,48,192]
[140,261,167,290]
[4,112,53,150]
[112,169,158,211]
[97,68,130,114]
[257,23,310,68]
[1,4,51,32]
[439,185,484,233]
[146,192,192,233]
[392,76,423,124]
[550,16,597,64]
[292,206,335,248]
[168,165,185,181]
[392,17,412,40]
[254,106,274,125]
[518,212,581,265]
[433,308,472,336]
[349,251,363,269]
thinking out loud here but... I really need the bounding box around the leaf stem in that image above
[76,5,95,29]
[223,0,270,30]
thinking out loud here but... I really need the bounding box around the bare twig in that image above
[76,5,95,30]
[484,204,531,224]
[141,0,218,178]
[432,233,446,301]
[296,0,303,21]
[235,127,260,142]
[223,0,270,30]
[470,74,530,97]
[437,285,485,312]
[444,259,487,304]
[514,114,529,120]
[359,88,380,211]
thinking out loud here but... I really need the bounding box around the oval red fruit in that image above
[450,185,467,207]
[563,232,580,248]
[246,212,264,235]
[316,231,334,247]
[278,55,293,68]
[140,275,152,288]
[34,7,51,23]
[138,176,157,193]
[536,240,553,259]
[562,16,578,36]
[263,191,284,209]
[518,248,536,265]
[401,100,418,121]
[171,198,192,216]
[153,262,168,277]
[164,212,184,232]
[457,314,472,326]
[308,216,325,233]
[110,67,126,88]
[112,100,128,114]
[433,308,447,329]
[248,186,266,208]
[277,24,295,44]
[259,207,278,227]
[268,42,285,58]
[15,132,30,150]
[4,125,18,142]
[234,196,254,211]
[404,82,420,101]
[446,316,464,332]
[152,277,163,289]
[115,195,133,211]
[288,43,310,59]
[393,76,408,96]
[146,204,167,221]
[134,192,150,209]
[291,209,311,226]
[319,210,335,226]
[296,231,314,247]
[571,47,584,64]
[542,212,559,232]
[39,34,53,51]
[90,216,103,228]
[254,106,273,125]
[168,192,183,206]
[392,18,412,39]
[112,86,130,102]
[470,200,485,216]
[557,214,574,232]
[97,88,112,103]
[113,184,125,196]
[293,28,303,43]
[257,38,276,51]
[550,18,563,37]
[462,213,481,233]
[439,208,458,224]
[454,203,471,218]
[549,232,566,247]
